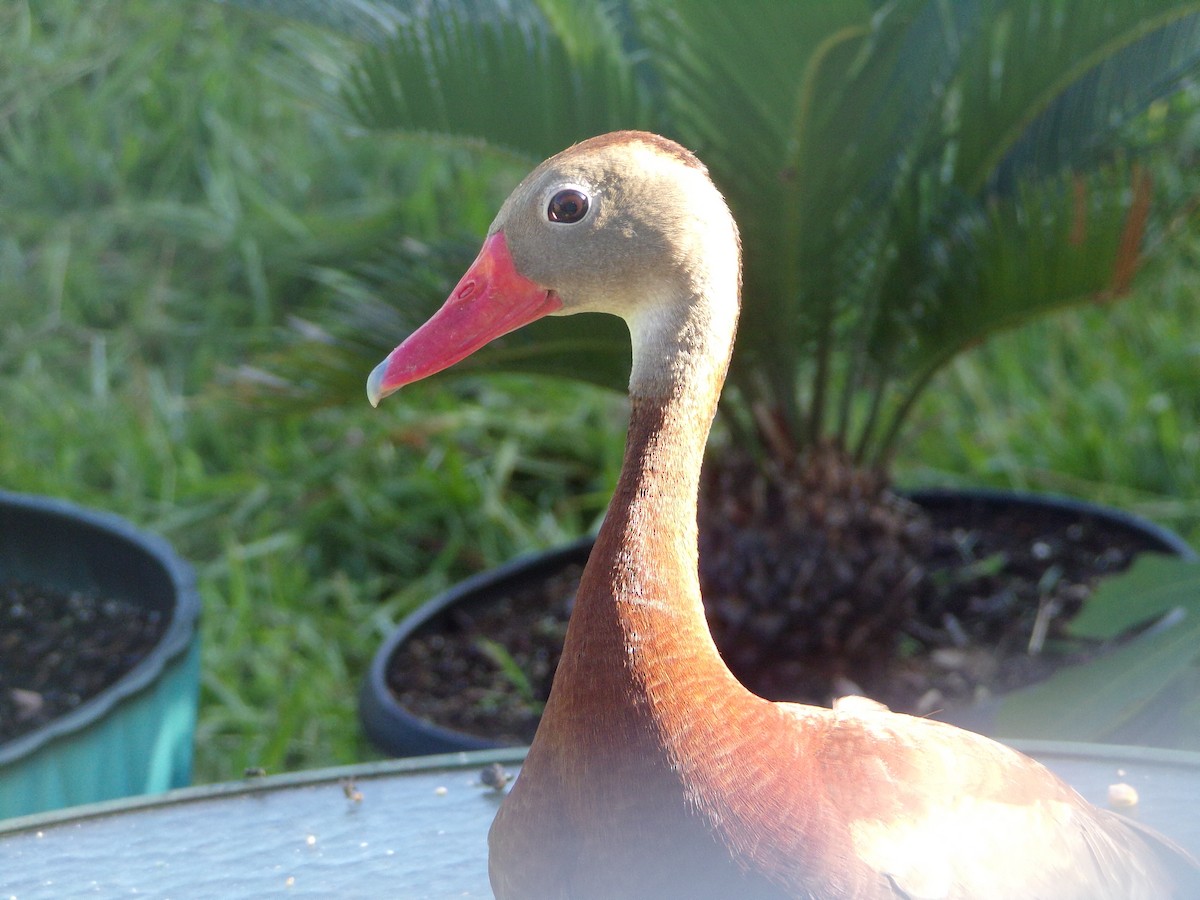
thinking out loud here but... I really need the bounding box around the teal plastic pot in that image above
[0,491,201,819]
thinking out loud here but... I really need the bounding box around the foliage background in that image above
[1,0,1197,780]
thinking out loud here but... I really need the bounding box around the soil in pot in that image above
[385,493,1180,747]
[0,580,168,744]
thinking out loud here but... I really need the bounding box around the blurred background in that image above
[2,0,1197,783]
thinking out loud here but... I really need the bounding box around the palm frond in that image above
[343,0,654,160]
[638,2,996,438]
[837,1,1200,461]
[215,0,409,42]
[864,162,1159,462]
[635,0,875,427]
[233,0,1200,468]
[785,0,989,440]
[955,0,1200,193]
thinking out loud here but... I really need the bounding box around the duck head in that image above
[367,131,739,406]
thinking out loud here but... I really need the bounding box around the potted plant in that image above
[359,495,1198,756]
[238,2,1200,749]
[0,490,201,819]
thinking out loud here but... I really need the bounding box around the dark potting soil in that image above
[386,497,1174,747]
[0,581,167,745]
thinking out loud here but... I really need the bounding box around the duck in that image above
[367,131,1198,899]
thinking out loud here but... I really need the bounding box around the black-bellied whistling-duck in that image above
[368,131,1197,899]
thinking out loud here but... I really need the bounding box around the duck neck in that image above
[548,282,742,736]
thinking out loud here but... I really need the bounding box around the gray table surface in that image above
[2,743,1198,899]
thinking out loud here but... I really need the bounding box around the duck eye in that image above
[547,188,589,224]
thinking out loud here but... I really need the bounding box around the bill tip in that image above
[366,358,389,408]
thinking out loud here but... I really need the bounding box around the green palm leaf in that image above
[956,0,1200,193]
[215,0,410,42]
[229,0,1200,465]
[635,1,974,432]
[852,1,1200,460]
[343,0,655,161]
[863,163,1156,460]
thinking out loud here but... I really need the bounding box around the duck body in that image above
[488,377,1182,900]
[368,132,1197,899]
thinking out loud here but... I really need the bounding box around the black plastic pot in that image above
[360,538,593,756]
[905,487,1196,558]
[0,490,202,819]
[360,489,1194,757]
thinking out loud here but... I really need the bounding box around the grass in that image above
[0,0,623,781]
[1,0,1197,783]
